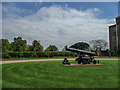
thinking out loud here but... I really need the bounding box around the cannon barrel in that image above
[66,47,96,56]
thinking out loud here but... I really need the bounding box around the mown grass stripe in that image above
[2,60,118,88]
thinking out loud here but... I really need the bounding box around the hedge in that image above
[2,51,78,58]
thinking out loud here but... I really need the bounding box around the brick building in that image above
[109,17,120,55]
[116,17,120,51]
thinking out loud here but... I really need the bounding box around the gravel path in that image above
[0,58,120,64]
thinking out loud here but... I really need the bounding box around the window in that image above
[113,28,116,32]
[118,25,120,30]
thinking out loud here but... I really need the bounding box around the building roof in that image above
[109,24,116,28]
[116,16,120,19]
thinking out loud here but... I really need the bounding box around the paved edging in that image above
[0,58,120,64]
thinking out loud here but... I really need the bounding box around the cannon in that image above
[62,57,71,65]
[65,46,98,64]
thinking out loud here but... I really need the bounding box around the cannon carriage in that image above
[63,46,98,64]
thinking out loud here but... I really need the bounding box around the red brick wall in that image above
[109,25,117,55]
[116,17,120,50]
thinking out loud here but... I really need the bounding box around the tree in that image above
[31,48,38,57]
[0,39,10,58]
[12,37,27,51]
[62,45,67,51]
[45,45,59,51]
[1,39,10,52]
[31,40,43,51]
[27,45,33,51]
[0,39,2,52]
[89,39,108,51]
[0,39,1,52]
[69,42,90,50]
[10,42,14,51]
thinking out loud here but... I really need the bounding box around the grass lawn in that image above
[94,56,119,59]
[2,60,118,88]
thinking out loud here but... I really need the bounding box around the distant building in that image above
[109,24,117,55]
[116,17,120,51]
[109,17,120,55]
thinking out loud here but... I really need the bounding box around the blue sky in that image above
[2,2,118,50]
[2,2,118,18]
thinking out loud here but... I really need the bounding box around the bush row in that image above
[2,51,78,58]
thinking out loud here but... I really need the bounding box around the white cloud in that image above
[2,3,34,18]
[2,5,115,50]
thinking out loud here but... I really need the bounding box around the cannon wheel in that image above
[83,60,87,64]
[78,60,82,64]
[88,61,90,64]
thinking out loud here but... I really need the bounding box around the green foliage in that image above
[8,51,19,58]
[2,52,10,58]
[27,45,32,51]
[1,39,10,51]
[6,51,23,58]
[0,52,2,58]
[31,48,38,57]
[2,51,77,58]
[1,37,97,58]
[70,42,89,50]
[37,51,48,57]
[12,37,27,51]
[0,39,2,52]
[45,45,59,51]
[30,40,44,51]
[2,42,10,58]
[23,51,31,58]
[19,48,23,57]
[10,42,14,51]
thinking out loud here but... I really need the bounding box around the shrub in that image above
[31,51,38,57]
[23,51,31,58]
[9,51,21,58]
[2,51,78,58]
[37,51,48,57]
[2,51,10,58]
[0,52,2,58]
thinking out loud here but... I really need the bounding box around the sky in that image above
[2,2,118,50]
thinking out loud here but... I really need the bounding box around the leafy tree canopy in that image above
[45,45,58,51]
[69,42,89,50]
[12,37,27,51]
[1,39,10,51]
[31,40,44,51]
